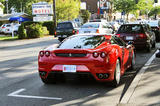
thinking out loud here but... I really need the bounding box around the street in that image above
[0,36,158,106]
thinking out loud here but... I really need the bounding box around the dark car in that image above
[116,23,156,52]
[54,21,79,41]
[147,20,160,42]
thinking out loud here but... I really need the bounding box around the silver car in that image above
[77,22,114,34]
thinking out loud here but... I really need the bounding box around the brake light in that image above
[45,51,50,57]
[72,30,75,34]
[39,51,44,57]
[96,29,99,33]
[93,52,99,58]
[137,34,147,39]
[116,34,120,37]
[54,31,56,35]
[100,52,106,58]
[76,30,79,34]
[2,27,5,28]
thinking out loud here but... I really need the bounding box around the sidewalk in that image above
[119,50,160,106]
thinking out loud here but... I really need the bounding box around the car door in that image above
[113,36,131,71]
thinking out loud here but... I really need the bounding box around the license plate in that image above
[126,36,133,40]
[63,65,76,73]
[63,35,67,37]
[84,31,90,33]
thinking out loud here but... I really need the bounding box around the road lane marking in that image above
[120,50,159,103]
[8,88,62,100]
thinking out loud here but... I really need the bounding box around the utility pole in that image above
[53,0,56,31]
[6,0,8,14]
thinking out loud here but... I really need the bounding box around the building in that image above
[81,0,111,20]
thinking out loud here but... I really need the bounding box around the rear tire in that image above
[146,43,151,52]
[112,59,121,87]
[152,41,156,48]
[41,77,56,84]
[129,51,135,70]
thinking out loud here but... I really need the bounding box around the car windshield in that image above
[118,25,143,33]
[81,23,99,28]
[58,35,105,49]
[57,22,73,29]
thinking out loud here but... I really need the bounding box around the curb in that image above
[120,49,159,104]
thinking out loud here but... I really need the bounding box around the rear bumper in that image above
[38,58,116,82]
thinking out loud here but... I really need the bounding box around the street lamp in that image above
[53,0,56,32]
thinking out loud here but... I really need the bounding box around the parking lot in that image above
[0,36,158,106]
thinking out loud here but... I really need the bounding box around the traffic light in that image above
[154,0,158,3]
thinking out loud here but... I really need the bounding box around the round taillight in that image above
[93,52,99,58]
[39,51,44,57]
[45,51,50,57]
[100,52,106,58]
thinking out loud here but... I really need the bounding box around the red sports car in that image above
[38,33,135,87]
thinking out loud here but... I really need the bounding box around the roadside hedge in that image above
[18,23,27,39]
[18,21,55,39]
[42,21,54,35]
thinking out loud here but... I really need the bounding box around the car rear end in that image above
[55,22,76,39]
[78,22,100,34]
[38,35,116,82]
[116,24,150,49]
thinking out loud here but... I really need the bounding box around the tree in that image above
[137,0,153,16]
[113,0,138,20]
[56,0,80,22]
[148,6,160,19]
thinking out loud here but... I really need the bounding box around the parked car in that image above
[38,33,135,87]
[77,22,114,34]
[0,23,20,35]
[116,23,156,52]
[54,21,79,41]
[147,20,160,42]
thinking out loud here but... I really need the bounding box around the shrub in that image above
[26,24,44,38]
[42,27,49,35]
[42,21,55,35]
[23,21,43,27]
[18,23,27,39]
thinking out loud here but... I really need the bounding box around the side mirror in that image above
[128,41,134,45]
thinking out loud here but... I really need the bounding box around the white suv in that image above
[0,23,20,34]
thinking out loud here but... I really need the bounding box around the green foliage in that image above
[42,27,49,35]
[137,0,153,15]
[23,21,43,27]
[42,21,55,35]
[18,23,27,39]
[148,6,160,17]
[113,0,137,14]
[56,0,80,21]
[26,24,44,38]
[80,10,91,23]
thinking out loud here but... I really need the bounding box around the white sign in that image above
[33,16,53,22]
[81,2,86,10]
[32,2,53,15]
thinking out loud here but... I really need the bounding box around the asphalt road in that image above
[0,36,158,106]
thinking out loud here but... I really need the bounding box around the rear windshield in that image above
[118,25,143,33]
[81,23,99,28]
[58,35,105,49]
[57,22,73,29]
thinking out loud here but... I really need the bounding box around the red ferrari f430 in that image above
[38,34,135,87]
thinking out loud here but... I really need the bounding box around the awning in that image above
[9,17,31,22]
